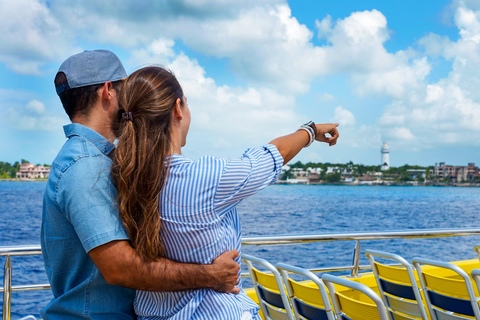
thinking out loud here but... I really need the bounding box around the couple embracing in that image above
[41,50,339,319]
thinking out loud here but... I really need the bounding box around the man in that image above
[41,50,240,319]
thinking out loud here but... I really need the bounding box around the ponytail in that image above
[111,66,183,261]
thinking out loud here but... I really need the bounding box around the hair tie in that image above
[122,111,133,122]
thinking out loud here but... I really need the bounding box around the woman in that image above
[111,66,339,319]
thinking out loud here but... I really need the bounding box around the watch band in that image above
[298,121,316,147]
[304,121,316,140]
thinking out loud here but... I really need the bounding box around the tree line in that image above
[281,161,434,182]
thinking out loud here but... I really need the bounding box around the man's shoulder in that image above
[52,135,112,174]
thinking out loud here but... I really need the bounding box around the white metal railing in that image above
[1,246,49,320]
[3,228,480,320]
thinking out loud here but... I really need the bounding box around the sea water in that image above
[1,181,480,319]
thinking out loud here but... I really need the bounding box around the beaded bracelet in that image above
[298,125,315,147]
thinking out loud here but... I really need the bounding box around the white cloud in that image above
[328,106,382,150]
[84,2,480,153]
[25,100,45,114]
[0,0,76,74]
[455,6,480,43]
[318,93,335,101]
[0,1,433,97]
[373,1,480,151]
[1,1,422,96]
[390,127,415,141]
[353,57,431,99]
[333,106,355,127]
[425,84,444,103]
[238,88,262,106]
[129,38,176,68]
[2,0,480,159]
[0,90,67,131]
[5,106,66,131]
[355,125,382,149]
[315,14,332,40]
[128,44,302,157]
[329,9,389,46]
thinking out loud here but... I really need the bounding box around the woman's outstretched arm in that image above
[269,122,339,165]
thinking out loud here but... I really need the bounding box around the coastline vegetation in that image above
[1,159,478,185]
[280,161,480,185]
[281,161,433,181]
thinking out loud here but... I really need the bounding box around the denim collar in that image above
[63,123,115,155]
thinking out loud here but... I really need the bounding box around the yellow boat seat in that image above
[322,273,389,320]
[366,249,429,320]
[276,262,335,320]
[242,254,295,320]
[413,257,480,320]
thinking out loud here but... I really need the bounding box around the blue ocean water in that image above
[1,181,480,319]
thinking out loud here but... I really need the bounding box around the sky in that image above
[0,0,479,167]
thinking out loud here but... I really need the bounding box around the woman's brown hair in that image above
[111,66,184,261]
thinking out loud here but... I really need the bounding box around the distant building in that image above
[434,162,479,182]
[407,169,426,179]
[381,142,390,171]
[308,173,320,184]
[16,163,50,179]
[357,175,377,185]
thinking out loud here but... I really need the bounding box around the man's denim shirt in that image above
[41,123,135,319]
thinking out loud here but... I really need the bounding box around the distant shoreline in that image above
[0,178,47,182]
[1,179,479,187]
[275,180,480,187]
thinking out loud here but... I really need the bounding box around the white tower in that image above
[381,142,390,170]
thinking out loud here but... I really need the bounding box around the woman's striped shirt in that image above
[134,145,283,320]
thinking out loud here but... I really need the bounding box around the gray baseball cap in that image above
[55,50,127,95]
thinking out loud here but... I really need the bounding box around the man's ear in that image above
[101,81,114,100]
[173,98,183,120]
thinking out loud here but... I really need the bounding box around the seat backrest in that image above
[365,249,429,320]
[412,257,480,320]
[241,254,294,320]
[474,246,480,262]
[322,273,389,320]
[276,262,335,320]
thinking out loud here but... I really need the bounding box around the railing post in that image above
[349,240,361,278]
[3,255,12,320]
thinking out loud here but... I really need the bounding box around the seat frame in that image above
[366,249,429,320]
[242,254,295,320]
[276,262,336,320]
[474,246,480,262]
[412,257,480,320]
[322,273,389,320]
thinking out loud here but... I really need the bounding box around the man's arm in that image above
[270,123,339,164]
[89,240,240,293]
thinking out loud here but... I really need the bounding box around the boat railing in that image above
[3,228,480,320]
[1,246,49,320]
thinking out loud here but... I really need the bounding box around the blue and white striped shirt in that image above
[135,145,283,320]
